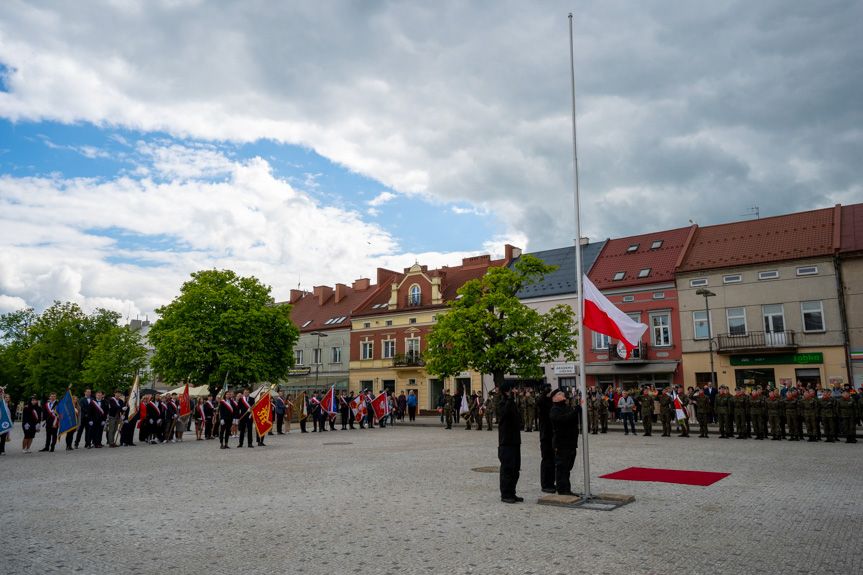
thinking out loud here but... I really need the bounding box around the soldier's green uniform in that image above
[732,390,750,439]
[715,388,732,438]
[471,393,483,430]
[640,392,655,436]
[749,391,766,439]
[443,392,454,429]
[766,393,784,440]
[801,392,820,441]
[837,393,858,443]
[658,391,673,437]
[597,396,609,433]
[695,392,710,437]
[675,389,690,437]
[784,392,801,441]
[587,395,598,434]
[819,393,838,442]
[484,395,494,430]
[518,392,526,431]
[523,392,536,432]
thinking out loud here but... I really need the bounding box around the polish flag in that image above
[582,274,648,357]
[672,392,689,421]
[371,392,390,421]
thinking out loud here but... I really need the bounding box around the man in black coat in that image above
[218,391,235,449]
[236,389,254,447]
[496,382,523,504]
[549,388,579,496]
[536,385,556,494]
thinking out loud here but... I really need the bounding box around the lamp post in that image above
[695,289,716,387]
[311,331,328,390]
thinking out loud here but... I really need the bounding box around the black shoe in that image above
[501,497,518,504]
[301,430,308,433]
[541,487,557,494]
[247,445,254,448]
[39,447,49,452]
[513,496,524,502]
[66,446,73,450]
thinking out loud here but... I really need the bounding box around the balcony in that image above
[392,351,425,368]
[404,295,422,307]
[607,341,648,362]
[716,330,797,354]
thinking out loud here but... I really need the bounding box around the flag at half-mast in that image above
[56,388,78,437]
[250,392,273,437]
[582,274,648,358]
[0,386,14,437]
[371,392,390,421]
[319,386,338,419]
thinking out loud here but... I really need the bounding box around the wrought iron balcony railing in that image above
[716,330,797,353]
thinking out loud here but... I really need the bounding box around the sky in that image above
[0,0,860,319]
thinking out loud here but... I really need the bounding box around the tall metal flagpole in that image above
[569,12,592,500]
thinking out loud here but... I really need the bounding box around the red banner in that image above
[371,392,390,420]
[179,381,191,418]
[251,394,273,437]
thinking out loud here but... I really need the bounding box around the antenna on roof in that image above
[740,206,759,220]
[297,276,301,291]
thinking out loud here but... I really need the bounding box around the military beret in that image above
[498,381,516,393]
[550,388,566,399]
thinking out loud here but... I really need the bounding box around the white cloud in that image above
[367,191,396,207]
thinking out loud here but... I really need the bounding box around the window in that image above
[723,274,742,283]
[383,340,395,359]
[650,312,672,347]
[690,278,708,287]
[331,347,342,363]
[758,270,779,280]
[385,320,393,326]
[727,307,747,336]
[361,342,373,360]
[626,312,641,323]
[592,331,611,350]
[294,350,304,365]
[638,268,651,278]
[406,337,420,357]
[650,240,663,249]
[653,292,665,299]
[797,266,818,276]
[762,304,785,334]
[409,318,417,324]
[409,285,421,306]
[627,244,639,252]
[622,295,635,303]
[693,310,711,340]
[313,348,322,365]
[301,320,312,328]
[613,271,625,281]
[363,322,371,329]
[801,301,825,332]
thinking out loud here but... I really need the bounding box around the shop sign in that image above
[730,352,823,366]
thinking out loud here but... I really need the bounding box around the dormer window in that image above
[409,285,421,306]
[627,244,639,253]
[613,271,625,281]
[650,240,663,249]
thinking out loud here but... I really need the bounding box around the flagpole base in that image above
[537,493,634,511]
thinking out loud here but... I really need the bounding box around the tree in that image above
[82,325,150,391]
[0,308,36,400]
[425,255,577,389]
[147,269,299,390]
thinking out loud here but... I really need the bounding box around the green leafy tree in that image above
[81,325,150,391]
[0,308,36,400]
[148,269,299,390]
[425,255,577,389]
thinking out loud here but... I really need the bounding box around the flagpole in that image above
[569,12,593,500]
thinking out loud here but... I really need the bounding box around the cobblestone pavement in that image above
[3,420,862,575]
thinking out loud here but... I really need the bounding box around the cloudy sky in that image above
[1,0,860,319]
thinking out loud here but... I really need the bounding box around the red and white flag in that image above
[672,392,689,421]
[371,392,390,421]
[349,396,366,422]
[582,274,648,357]
[319,386,338,418]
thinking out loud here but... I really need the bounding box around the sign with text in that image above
[731,352,823,366]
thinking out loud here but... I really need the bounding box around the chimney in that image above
[505,244,522,262]
[579,237,590,246]
[352,278,370,291]
[313,285,333,306]
[335,283,348,303]
[289,289,304,304]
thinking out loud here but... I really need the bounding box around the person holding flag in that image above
[218,390,235,449]
[0,388,15,455]
[251,390,274,445]
[236,388,255,448]
[21,396,41,454]
[107,389,125,448]
[177,383,191,442]
[203,394,215,440]
[39,392,59,452]
[672,385,691,438]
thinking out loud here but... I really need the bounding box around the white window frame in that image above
[383,340,396,359]
[723,274,742,284]
[385,320,393,326]
[653,292,665,299]
[361,341,373,360]
[638,268,651,278]
[726,307,747,336]
[405,337,420,356]
[797,266,818,276]
[649,311,672,347]
[690,278,708,287]
[592,331,611,350]
[363,322,371,328]
[294,349,304,365]
[627,244,639,252]
[801,301,825,332]
[613,271,625,281]
[330,347,342,364]
[409,284,421,305]
[622,295,635,303]
[312,348,323,365]
[758,270,779,280]
[693,310,711,340]
[650,240,663,249]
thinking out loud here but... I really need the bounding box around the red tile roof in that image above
[840,203,863,253]
[280,282,381,333]
[677,206,841,273]
[589,227,692,289]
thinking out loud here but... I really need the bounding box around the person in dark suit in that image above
[89,391,107,448]
[704,382,718,423]
[218,391,235,449]
[536,386,556,494]
[496,382,522,503]
[39,392,59,452]
[549,388,579,496]
[74,389,92,448]
[21,396,41,454]
[236,389,254,447]
[273,392,286,434]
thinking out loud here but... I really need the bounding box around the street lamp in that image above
[696,288,716,387]
[310,331,328,390]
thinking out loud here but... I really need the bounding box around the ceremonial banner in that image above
[57,388,78,437]
[349,396,365,422]
[582,274,648,357]
[319,386,338,418]
[127,373,140,421]
[672,392,688,421]
[295,391,308,421]
[371,392,390,421]
[251,394,273,437]
[459,393,470,416]
[179,380,191,420]
[0,386,13,437]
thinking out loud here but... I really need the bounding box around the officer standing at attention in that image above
[443,389,454,429]
[715,386,732,439]
[536,385,555,494]
[483,392,495,431]
[658,388,673,437]
[640,389,654,437]
[549,388,579,497]
[695,388,710,438]
[523,389,536,433]
[496,382,523,504]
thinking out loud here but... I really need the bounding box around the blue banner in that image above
[57,389,78,437]
[0,387,12,437]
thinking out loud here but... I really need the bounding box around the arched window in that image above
[409,284,421,306]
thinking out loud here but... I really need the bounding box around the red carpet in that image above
[600,467,730,486]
